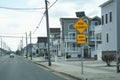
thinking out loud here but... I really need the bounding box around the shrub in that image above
[66,53,71,58]
[102,54,115,66]
[78,54,81,58]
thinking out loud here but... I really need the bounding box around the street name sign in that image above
[74,18,88,33]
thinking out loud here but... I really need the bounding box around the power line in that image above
[0,33,24,35]
[0,35,37,39]
[0,6,45,10]
[48,0,57,9]
[32,0,58,33]
[33,11,46,33]
[0,35,25,38]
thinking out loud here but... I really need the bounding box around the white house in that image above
[49,28,61,57]
[100,0,118,57]
[95,25,102,60]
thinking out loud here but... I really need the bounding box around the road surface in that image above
[0,55,66,80]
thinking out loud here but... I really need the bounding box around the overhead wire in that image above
[0,0,58,39]
[0,35,37,39]
[48,0,57,9]
[0,6,45,10]
[32,11,46,33]
[32,0,58,33]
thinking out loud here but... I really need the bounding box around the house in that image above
[60,18,80,58]
[49,28,61,57]
[88,16,101,58]
[0,48,8,56]
[37,37,48,57]
[95,25,102,60]
[99,0,118,57]
[60,14,101,58]
[24,43,38,57]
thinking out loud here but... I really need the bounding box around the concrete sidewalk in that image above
[0,55,9,61]
[29,57,120,80]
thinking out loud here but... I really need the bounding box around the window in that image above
[68,32,76,40]
[102,15,104,25]
[68,23,74,30]
[106,33,109,43]
[73,43,75,47]
[106,14,108,24]
[109,12,112,22]
[95,22,98,26]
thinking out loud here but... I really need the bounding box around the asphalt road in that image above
[0,55,65,80]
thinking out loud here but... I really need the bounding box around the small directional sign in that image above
[74,18,88,33]
[76,34,86,44]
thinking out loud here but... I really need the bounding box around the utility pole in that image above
[26,32,28,58]
[45,0,51,66]
[21,36,23,55]
[1,38,2,56]
[30,31,32,60]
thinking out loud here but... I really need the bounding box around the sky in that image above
[0,0,108,51]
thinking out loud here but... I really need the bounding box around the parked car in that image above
[10,53,14,58]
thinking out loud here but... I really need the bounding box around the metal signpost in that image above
[74,18,88,75]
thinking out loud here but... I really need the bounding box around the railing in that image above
[65,47,81,52]
[65,37,76,42]
[89,36,101,41]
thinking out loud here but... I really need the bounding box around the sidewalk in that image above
[29,57,120,80]
[0,55,9,61]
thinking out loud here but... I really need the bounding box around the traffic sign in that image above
[76,34,86,44]
[74,18,88,33]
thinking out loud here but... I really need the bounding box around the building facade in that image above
[60,15,101,58]
[100,0,117,56]
[88,16,101,58]
[37,37,48,57]
[50,28,61,57]
[60,18,80,58]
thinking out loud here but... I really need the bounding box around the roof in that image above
[50,28,60,33]
[37,37,47,43]
[99,0,113,7]
[91,16,101,21]
[60,18,78,20]
[60,18,78,23]
[60,16,90,22]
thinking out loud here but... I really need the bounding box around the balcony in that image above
[89,36,101,42]
[65,47,81,52]
[64,37,76,42]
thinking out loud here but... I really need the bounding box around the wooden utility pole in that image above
[45,0,51,66]
[26,32,28,58]
[30,31,32,60]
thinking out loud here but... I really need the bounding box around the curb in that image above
[31,60,82,80]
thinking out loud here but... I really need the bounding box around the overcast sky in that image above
[0,0,108,51]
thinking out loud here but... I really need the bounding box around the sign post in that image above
[74,18,88,75]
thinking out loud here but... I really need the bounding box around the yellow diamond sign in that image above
[74,18,88,33]
[76,34,86,44]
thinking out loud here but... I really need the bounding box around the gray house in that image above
[60,15,101,58]
[60,18,80,58]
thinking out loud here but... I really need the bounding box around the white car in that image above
[10,54,14,58]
